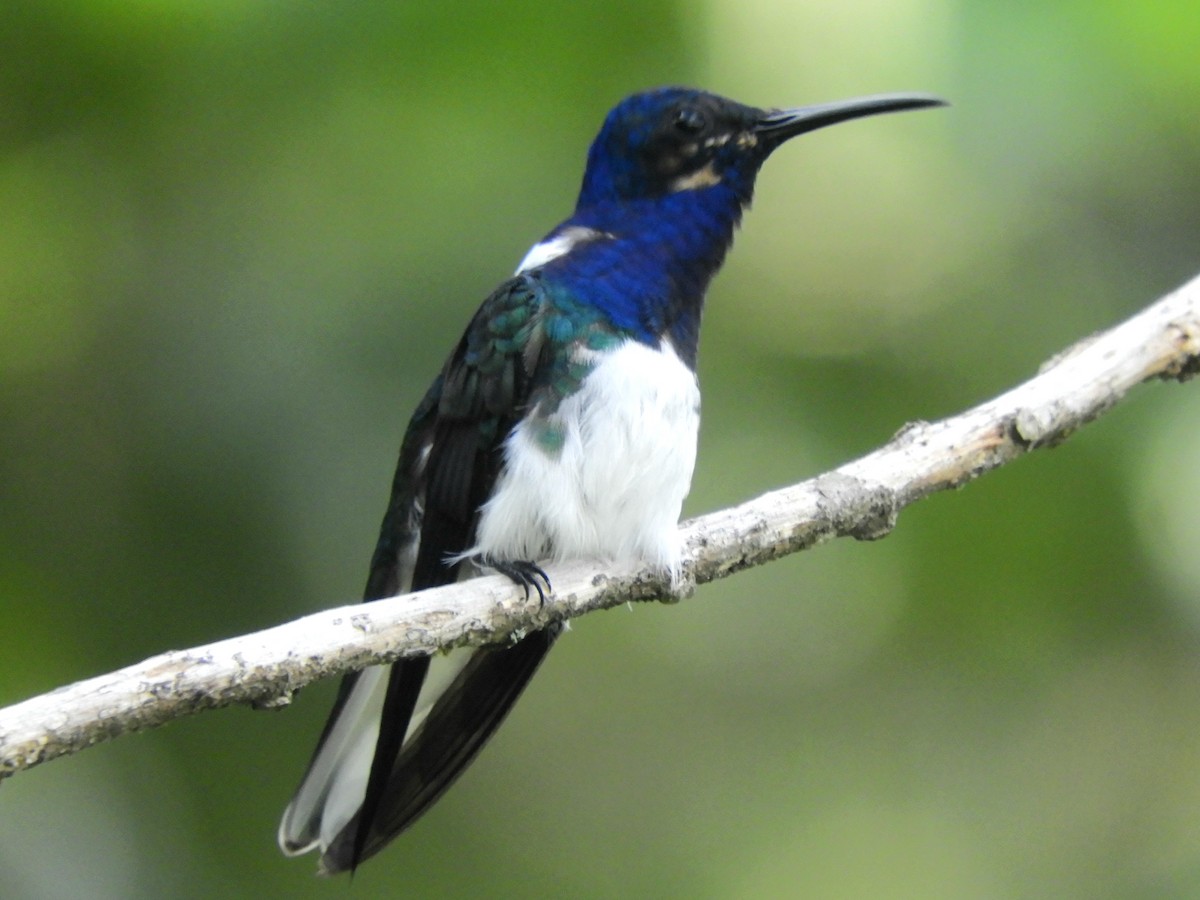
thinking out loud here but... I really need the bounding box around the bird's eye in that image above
[673,107,707,135]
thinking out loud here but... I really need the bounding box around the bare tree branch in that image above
[2,274,1197,781]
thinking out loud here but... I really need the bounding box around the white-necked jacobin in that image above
[278,86,944,874]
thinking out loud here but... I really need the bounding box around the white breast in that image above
[470,339,700,579]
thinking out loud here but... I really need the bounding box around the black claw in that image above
[483,556,551,606]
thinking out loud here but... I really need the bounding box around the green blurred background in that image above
[4,1,1200,897]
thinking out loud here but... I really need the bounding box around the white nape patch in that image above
[515,226,609,274]
[470,339,700,580]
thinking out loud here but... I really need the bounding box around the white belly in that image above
[471,338,700,578]
[279,339,699,860]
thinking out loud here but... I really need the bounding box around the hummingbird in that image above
[278,86,944,874]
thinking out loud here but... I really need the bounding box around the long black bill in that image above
[755,93,947,147]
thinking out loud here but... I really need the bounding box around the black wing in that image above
[279,276,561,873]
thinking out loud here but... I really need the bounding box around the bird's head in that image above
[576,87,944,210]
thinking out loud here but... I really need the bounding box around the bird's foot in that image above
[481,555,552,606]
